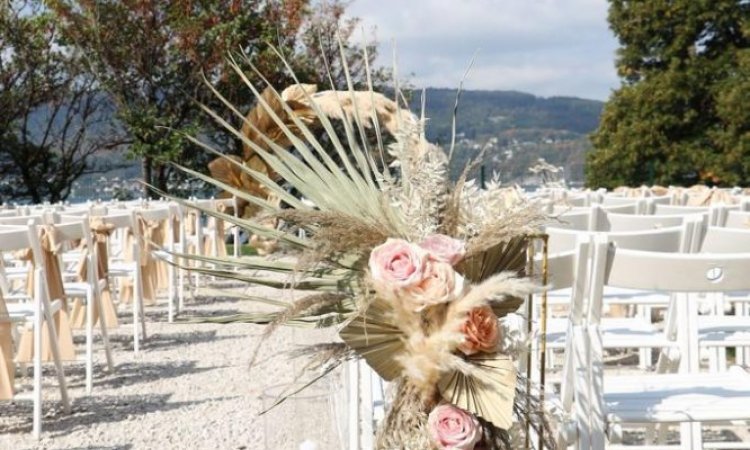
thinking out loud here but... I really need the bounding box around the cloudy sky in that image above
[347,0,620,100]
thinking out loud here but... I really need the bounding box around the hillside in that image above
[70,88,604,201]
[410,88,604,184]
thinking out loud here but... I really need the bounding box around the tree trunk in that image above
[155,163,168,199]
[142,156,153,198]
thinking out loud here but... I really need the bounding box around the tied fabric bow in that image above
[71,218,119,329]
[16,226,76,363]
[121,215,165,306]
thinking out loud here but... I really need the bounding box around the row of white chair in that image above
[0,197,238,438]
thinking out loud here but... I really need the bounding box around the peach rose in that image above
[428,404,482,450]
[458,305,500,356]
[402,260,464,311]
[420,234,466,266]
[369,238,428,289]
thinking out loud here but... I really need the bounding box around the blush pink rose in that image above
[402,260,465,311]
[420,234,466,266]
[428,404,482,450]
[458,305,500,356]
[369,239,428,289]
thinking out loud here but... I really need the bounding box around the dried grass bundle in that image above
[375,379,433,450]
[465,204,547,257]
[273,209,392,266]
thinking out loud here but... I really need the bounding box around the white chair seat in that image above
[600,288,671,306]
[5,303,34,322]
[61,252,82,264]
[62,281,97,296]
[698,315,750,346]
[108,261,138,276]
[6,299,62,319]
[547,317,669,349]
[604,367,750,423]
[4,265,29,280]
[541,287,671,308]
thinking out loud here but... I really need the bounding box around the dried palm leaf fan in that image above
[168,42,556,449]
[208,82,406,219]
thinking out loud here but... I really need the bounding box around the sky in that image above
[347,0,620,101]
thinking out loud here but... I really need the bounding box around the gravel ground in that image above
[0,277,343,450]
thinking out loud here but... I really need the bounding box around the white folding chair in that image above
[53,214,116,393]
[0,223,72,438]
[584,236,750,449]
[98,210,147,353]
[696,227,750,370]
[530,239,592,448]
[543,223,698,372]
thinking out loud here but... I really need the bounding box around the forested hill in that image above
[409,88,605,183]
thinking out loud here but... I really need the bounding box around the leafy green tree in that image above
[588,0,750,188]
[48,0,380,197]
[0,0,120,204]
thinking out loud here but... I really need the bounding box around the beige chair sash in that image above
[214,204,228,258]
[16,226,76,363]
[70,219,119,329]
[120,216,162,306]
[154,220,168,291]
[12,248,34,297]
[0,291,13,400]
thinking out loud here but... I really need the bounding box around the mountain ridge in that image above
[407,87,604,183]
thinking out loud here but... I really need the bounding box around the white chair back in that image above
[700,227,750,253]
[723,210,750,229]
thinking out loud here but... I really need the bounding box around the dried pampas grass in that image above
[273,209,392,267]
[396,328,472,397]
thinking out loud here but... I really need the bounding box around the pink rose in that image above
[458,305,500,356]
[369,239,428,289]
[403,260,465,311]
[428,404,482,450]
[420,234,466,266]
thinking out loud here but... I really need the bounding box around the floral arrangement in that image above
[171,49,555,449]
[357,234,530,448]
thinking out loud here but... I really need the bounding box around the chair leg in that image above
[167,260,175,323]
[139,291,147,341]
[679,422,700,450]
[348,360,360,450]
[96,288,115,372]
[360,361,374,450]
[178,265,185,312]
[33,289,43,439]
[85,289,94,395]
[133,274,140,354]
[38,286,71,430]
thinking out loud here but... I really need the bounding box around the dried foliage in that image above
[272,209,391,268]
[179,43,557,449]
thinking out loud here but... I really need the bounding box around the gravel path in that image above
[0,278,342,450]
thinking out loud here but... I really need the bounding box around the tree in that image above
[48,0,381,198]
[0,0,119,204]
[587,0,750,188]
